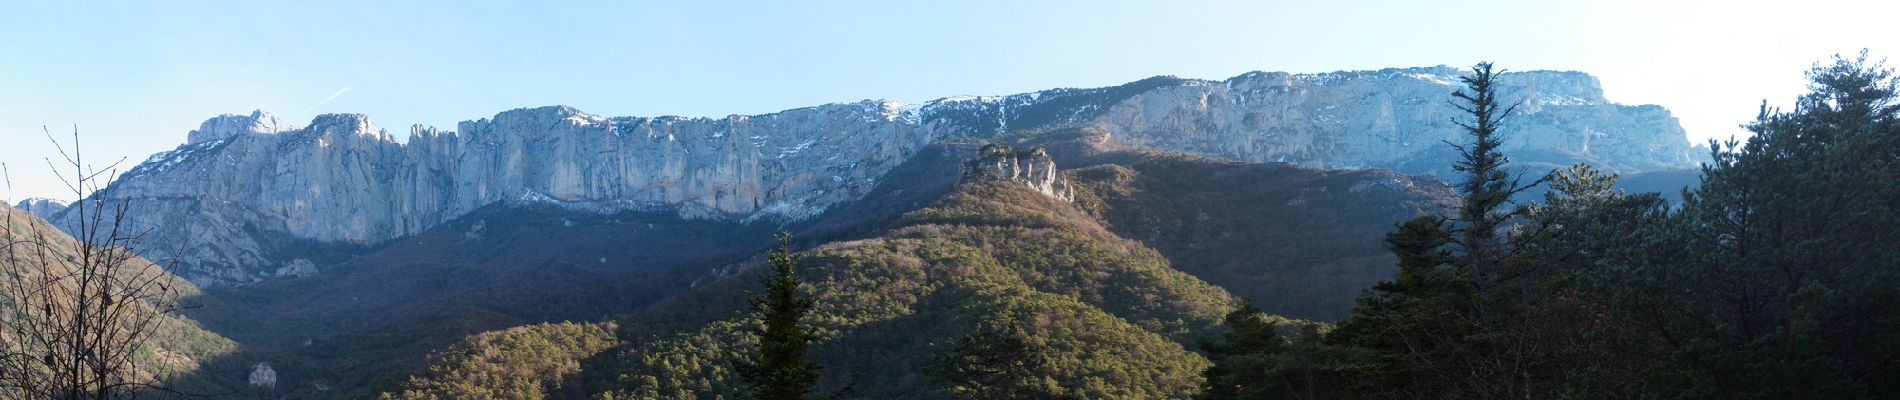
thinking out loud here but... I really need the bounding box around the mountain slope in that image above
[176,205,783,397]
[1023,126,1457,321]
[378,145,1253,399]
[1073,160,1453,321]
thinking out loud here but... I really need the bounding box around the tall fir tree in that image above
[733,232,824,400]
[1445,61,1541,272]
[1327,215,1463,398]
[1328,62,1559,399]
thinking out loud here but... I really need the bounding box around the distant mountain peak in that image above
[188,109,294,144]
[306,113,396,143]
[12,197,68,218]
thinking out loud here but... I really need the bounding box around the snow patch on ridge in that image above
[874,100,924,124]
[1407,72,1461,86]
[128,138,227,177]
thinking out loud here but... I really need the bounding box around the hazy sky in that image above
[3,0,1895,201]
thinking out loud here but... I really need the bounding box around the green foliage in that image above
[1447,62,1536,255]
[1574,52,1900,398]
[377,322,616,400]
[1325,215,1464,397]
[1196,302,1357,400]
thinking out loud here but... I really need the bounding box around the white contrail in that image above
[305,87,352,112]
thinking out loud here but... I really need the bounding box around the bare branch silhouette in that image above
[2,127,203,399]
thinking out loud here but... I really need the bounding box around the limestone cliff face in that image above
[79,105,933,285]
[83,66,1699,285]
[920,67,1702,175]
[965,144,1074,202]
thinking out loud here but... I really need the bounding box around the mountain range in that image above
[13,66,1705,397]
[29,66,1700,288]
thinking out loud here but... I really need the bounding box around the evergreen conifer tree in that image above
[1196,302,1289,400]
[1328,62,1554,398]
[1199,302,1355,400]
[1589,51,1900,398]
[733,233,824,400]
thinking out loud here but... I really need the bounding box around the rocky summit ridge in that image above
[65,66,1703,286]
[966,144,1075,202]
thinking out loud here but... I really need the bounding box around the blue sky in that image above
[3,0,1895,201]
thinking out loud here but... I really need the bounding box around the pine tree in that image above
[1514,164,1670,397]
[1445,61,1540,274]
[1328,62,1563,398]
[1327,215,1461,398]
[733,233,823,400]
[1196,302,1288,400]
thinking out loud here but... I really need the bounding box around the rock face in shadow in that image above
[76,66,1699,285]
[13,198,67,218]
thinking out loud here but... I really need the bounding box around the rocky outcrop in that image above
[81,66,1700,285]
[12,198,67,218]
[248,363,277,389]
[966,144,1074,202]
